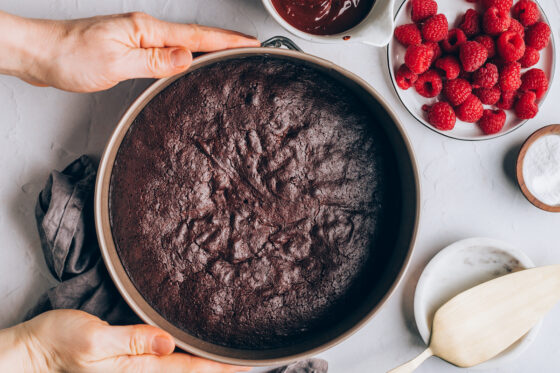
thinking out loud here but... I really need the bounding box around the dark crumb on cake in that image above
[109,56,400,349]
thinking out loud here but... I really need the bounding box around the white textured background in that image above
[1,1,560,372]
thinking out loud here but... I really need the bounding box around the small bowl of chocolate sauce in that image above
[262,0,396,46]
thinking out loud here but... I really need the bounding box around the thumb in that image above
[119,47,193,79]
[106,353,252,373]
[98,324,176,357]
[21,78,49,87]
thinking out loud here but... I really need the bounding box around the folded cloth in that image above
[268,359,328,373]
[28,155,139,324]
[29,156,328,372]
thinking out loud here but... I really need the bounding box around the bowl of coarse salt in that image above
[517,125,560,212]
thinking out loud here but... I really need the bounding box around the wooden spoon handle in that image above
[387,348,433,373]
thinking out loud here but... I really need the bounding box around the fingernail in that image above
[242,34,260,44]
[171,48,190,68]
[152,335,175,355]
[242,33,259,40]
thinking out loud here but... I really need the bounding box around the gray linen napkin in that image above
[29,155,139,324]
[29,156,327,372]
[268,359,328,373]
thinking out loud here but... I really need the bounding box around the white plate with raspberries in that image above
[388,0,555,140]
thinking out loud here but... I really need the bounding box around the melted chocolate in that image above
[271,0,375,35]
[109,56,399,349]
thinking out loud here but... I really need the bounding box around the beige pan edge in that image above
[94,47,420,366]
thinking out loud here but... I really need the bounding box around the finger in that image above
[109,353,252,373]
[116,46,193,79]
[97,323,176,357]
[158,23,261,52]
[21,77,49,87]
[125,13,260,51]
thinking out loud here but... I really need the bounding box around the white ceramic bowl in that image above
[414,237,541,370]
[387,0,556,140]
[261,0,395,46]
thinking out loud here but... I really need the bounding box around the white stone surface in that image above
[1,1,560,372]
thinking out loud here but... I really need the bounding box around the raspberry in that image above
[490,56,507,69]
[496,90,518,109]
[435,56,461,79]
[405,44,434,74]
[520,68,549,99]
[508,19,525,38]
[519,47,540,67]
[427,42,442,65]
[515,91,538,119]
[414,70,443,97]
[395,64,418,90]
[422,14,449,42]
[482,6,511,35]
[460,41,488,72]
[474,86,501,105]
[443,78,472,106]
[411,0,438,23]
[478,109,506,134]
[424,102,456,130]
[459,9,481,37]
[525,22,551,50]
[512,0,540,27]
[456,94,484,122]
[459,70,473,81]
[473,63,499,88]
[497,31,526,62]
[395,24,423,46]
[474,35,496,58]
[481,0,513,12]
[499,62,521,91]
[441,29,467,53]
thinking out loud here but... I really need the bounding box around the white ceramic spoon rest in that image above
[389,265,560,372]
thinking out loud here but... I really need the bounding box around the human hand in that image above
[0,11,259,92]
[0,309,250,373]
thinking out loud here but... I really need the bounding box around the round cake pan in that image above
[94,41,420,366]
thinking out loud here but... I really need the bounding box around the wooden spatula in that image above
[388,265,560,373]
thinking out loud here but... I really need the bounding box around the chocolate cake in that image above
[109,56,400,349]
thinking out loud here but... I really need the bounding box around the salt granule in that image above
[523,134,560,206]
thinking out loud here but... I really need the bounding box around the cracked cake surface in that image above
[109,56,399,349]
